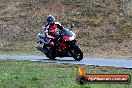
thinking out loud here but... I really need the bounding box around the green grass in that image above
[0,60,131,88]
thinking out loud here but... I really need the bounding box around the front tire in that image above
[70,45,83,61]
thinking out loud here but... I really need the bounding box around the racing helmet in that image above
[47,15,56,25]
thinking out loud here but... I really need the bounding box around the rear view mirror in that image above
[70,23,75,29]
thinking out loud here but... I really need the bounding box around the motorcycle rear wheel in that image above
[48,50,56,60]
[43,45,56,60]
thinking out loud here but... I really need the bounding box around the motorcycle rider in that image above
[42,15,63,55]
[41,15,64,58]
[42,15,64,43]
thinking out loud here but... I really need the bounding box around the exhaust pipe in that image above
[36,46,48,53]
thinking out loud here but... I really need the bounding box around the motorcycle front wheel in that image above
[70,45,83,61]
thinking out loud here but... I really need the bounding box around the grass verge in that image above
[0,60,131,88]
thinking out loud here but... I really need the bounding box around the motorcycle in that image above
[36,28,83,61]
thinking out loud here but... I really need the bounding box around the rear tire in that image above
[48,50,56,60]
[43,45,56,60]
[70,45,83,61]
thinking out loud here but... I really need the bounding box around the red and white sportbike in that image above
[36,28,83,61]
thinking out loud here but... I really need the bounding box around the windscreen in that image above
[60,28,73,37]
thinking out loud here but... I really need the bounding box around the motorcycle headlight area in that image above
[69,36,75,41]
[38,34,45,38]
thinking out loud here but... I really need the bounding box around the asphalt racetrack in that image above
[0,55,132,68]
